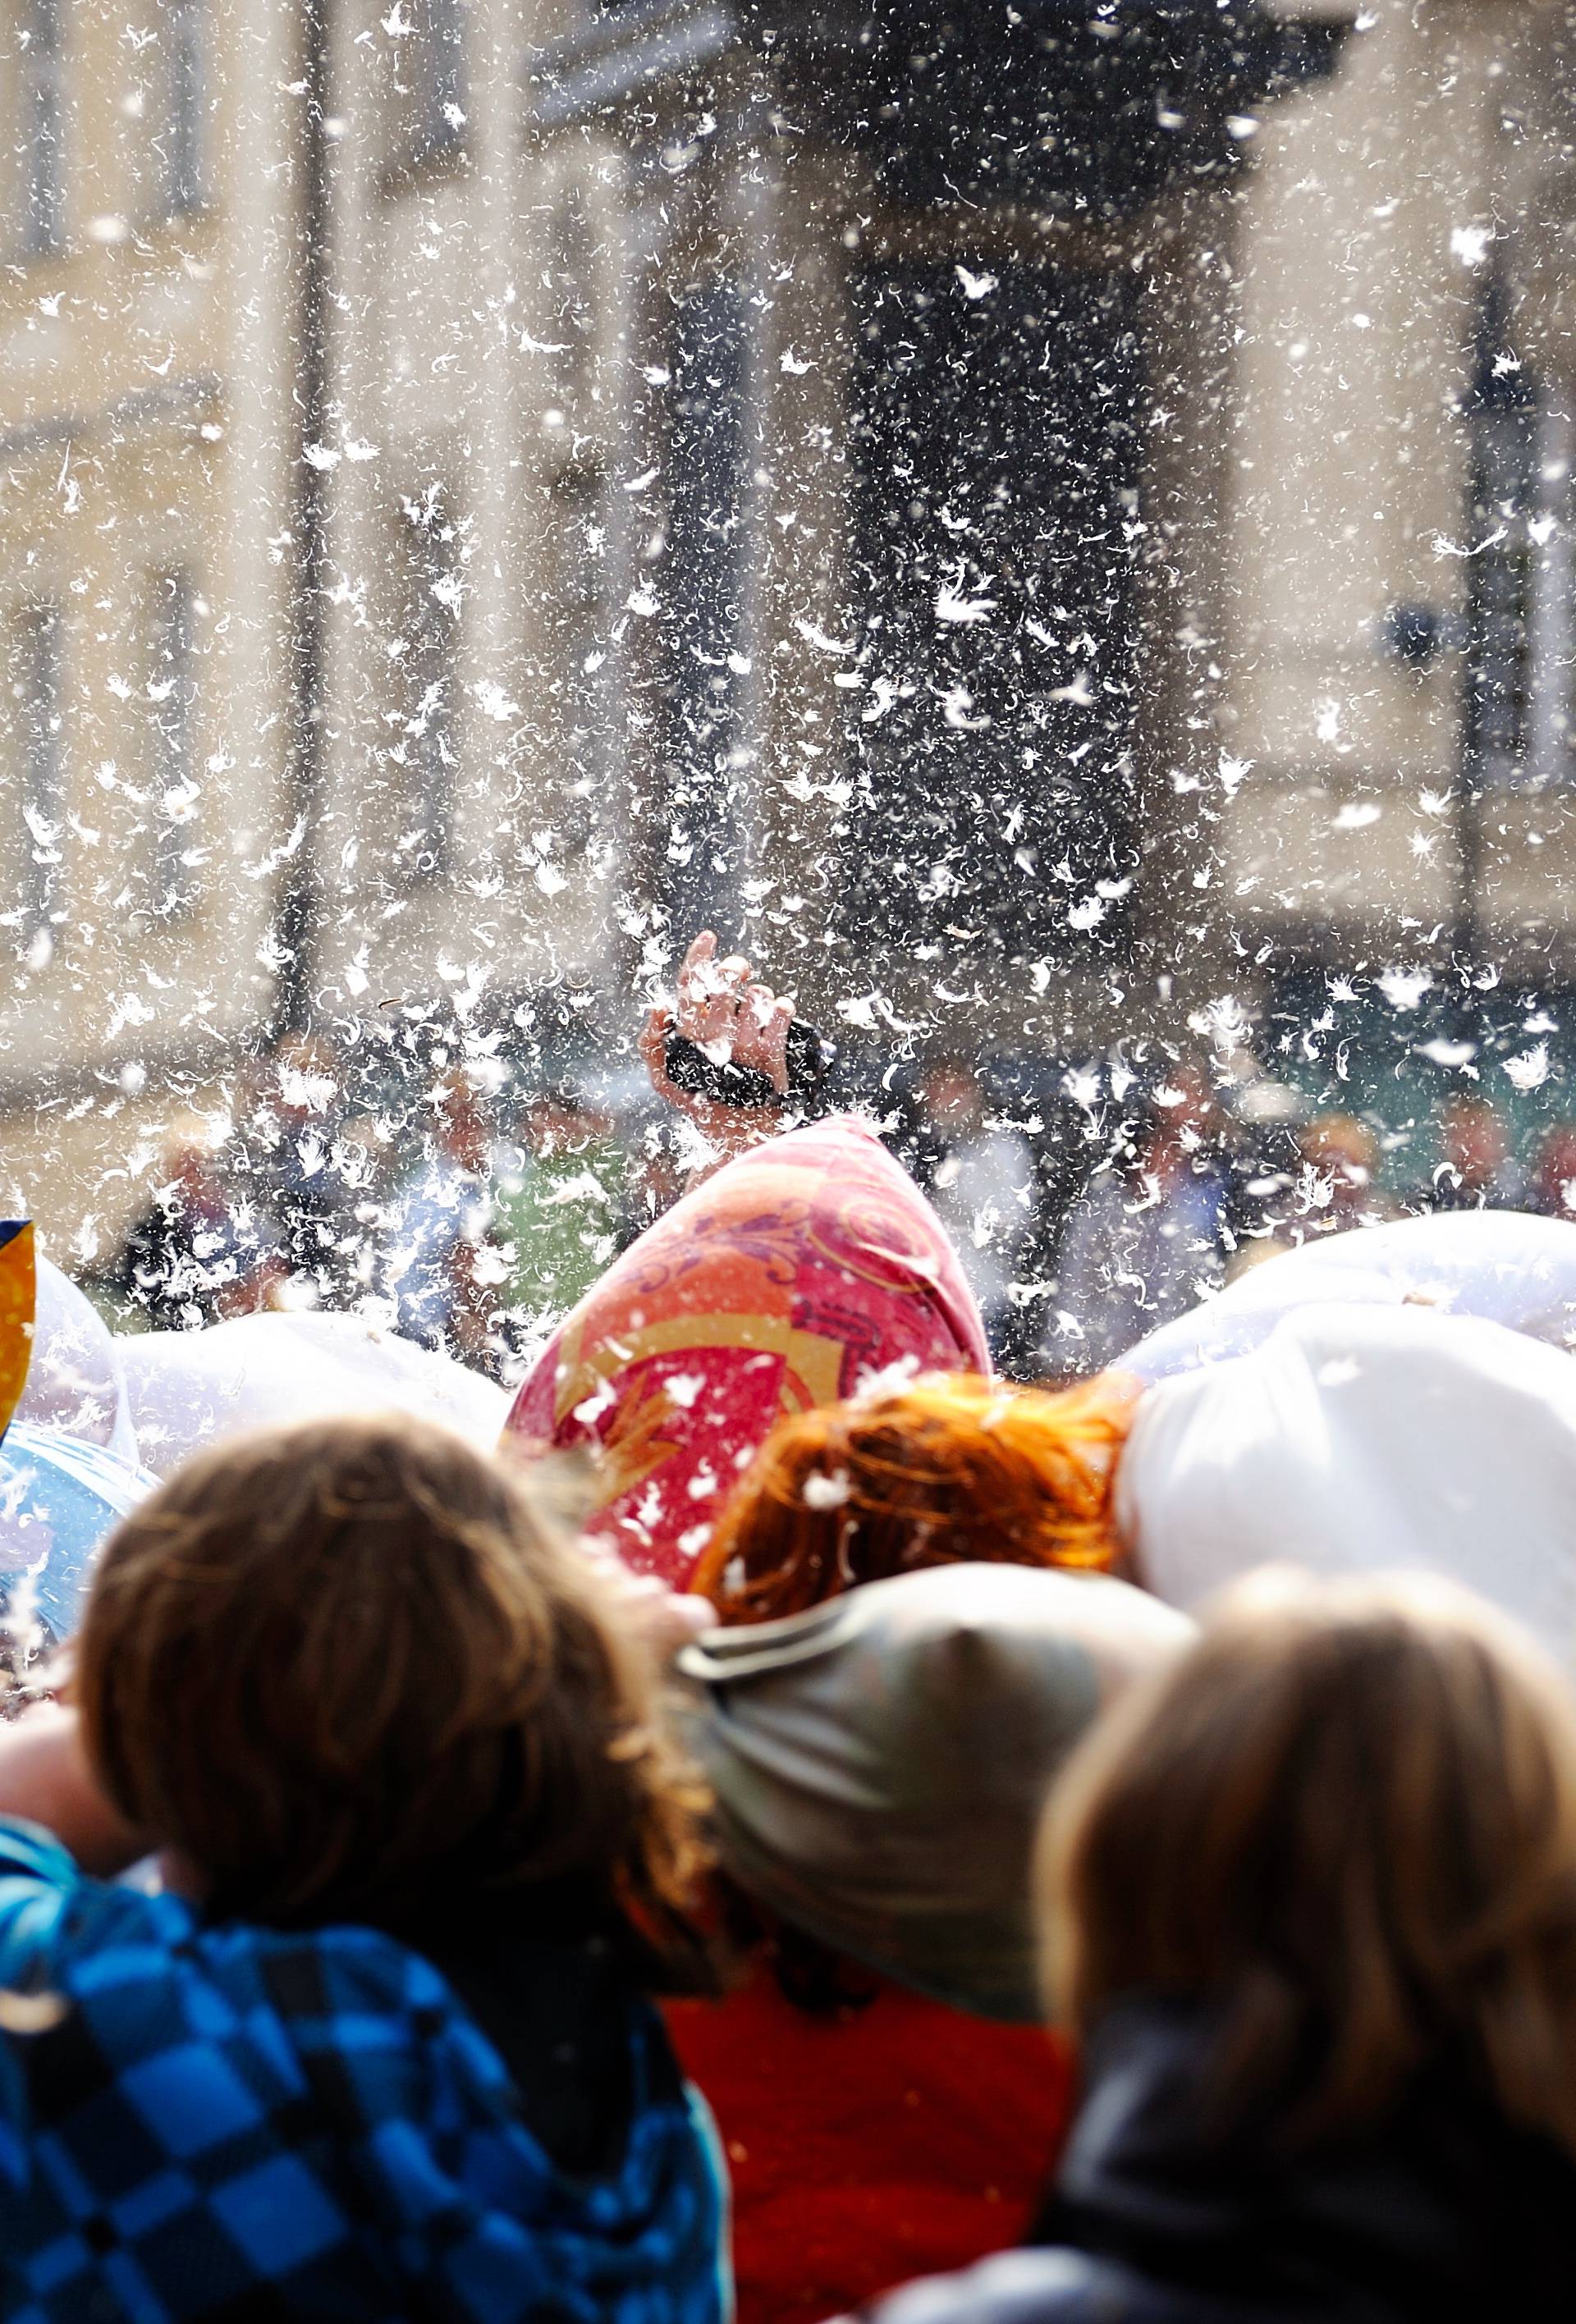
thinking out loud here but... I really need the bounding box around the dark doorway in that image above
[841,260,1143,973]
[652,278,749,936]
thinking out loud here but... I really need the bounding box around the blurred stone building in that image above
[4,0,1576,1247]
[0,0,306,1253]
[1201,2,1576,1141]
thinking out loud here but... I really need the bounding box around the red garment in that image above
[667,1962,1074,2324]
[511,1119,1056,2315]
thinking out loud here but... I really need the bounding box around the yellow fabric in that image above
[0,1221,36,1448]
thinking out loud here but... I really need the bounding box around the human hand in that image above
[640,931,797,1169]
[579,1541,716,1661]
[0,1701,150,1878]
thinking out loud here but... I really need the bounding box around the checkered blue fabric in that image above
[0,1819,729,2322]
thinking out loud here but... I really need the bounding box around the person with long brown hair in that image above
[0,1414,729,2323]
[849,1569,1576,2322]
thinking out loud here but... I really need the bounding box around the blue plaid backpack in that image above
[0,1819,730,2322]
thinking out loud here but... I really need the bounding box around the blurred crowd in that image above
[93,1018,1576,1387]
[94,1030,671,1370]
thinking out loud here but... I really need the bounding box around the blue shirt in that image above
[382,1155,492,1346]
[0,1821,728,2322]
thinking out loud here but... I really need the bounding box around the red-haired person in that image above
[500,941,1114,2323]
[672,1370,1177,2324]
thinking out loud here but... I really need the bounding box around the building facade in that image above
[0,0,304,1256]
[4,0,1576,1250]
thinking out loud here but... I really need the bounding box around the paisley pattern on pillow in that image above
[502,1119,988,1585]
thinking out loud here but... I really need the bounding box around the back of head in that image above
[75,1415,710,1977]
[1042,1569,1576,2154]
[692,1371,1142,1623]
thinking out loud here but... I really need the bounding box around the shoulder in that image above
[201,1915,500,2057]
[846,2247,1227,2324]
[0,1887,528,2162]
[847,2248,1236,2324]
[0,1818,189,1981]
[0,1841,488,2075]
[0,1817,78,1894]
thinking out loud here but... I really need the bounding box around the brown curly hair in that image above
[75,1414,716,1991]
[691,1370,1143,1625]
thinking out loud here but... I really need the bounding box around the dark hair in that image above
[1042,1570,1576,2152]
[76,1414,716,1989]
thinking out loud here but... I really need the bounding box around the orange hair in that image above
[690,1370,1143,1626]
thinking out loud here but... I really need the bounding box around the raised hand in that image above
[673,931,793,1090]
[639,932,798,1168]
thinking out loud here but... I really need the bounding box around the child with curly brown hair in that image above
[0,1413,729,2323]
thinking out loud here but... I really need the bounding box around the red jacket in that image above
[667,1963,1074,2324]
